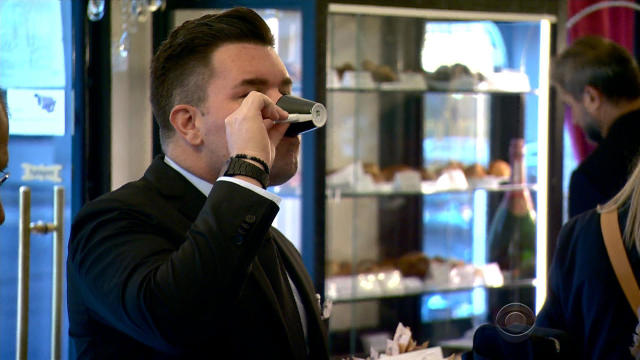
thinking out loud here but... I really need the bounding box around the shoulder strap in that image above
[601,210,640,318]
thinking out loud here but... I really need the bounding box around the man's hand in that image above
[224,91,289,168]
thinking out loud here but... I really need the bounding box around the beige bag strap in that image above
[601,209,640,318]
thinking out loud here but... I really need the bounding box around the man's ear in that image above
[582,85,602,113]
[169,105,203,146]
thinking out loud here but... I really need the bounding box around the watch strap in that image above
[233,153,269,174]
[223,157,269,189]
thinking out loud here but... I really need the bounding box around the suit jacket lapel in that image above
[273,231,330,359]
[252,239,307,360]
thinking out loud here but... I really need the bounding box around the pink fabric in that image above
[566,0,636,161]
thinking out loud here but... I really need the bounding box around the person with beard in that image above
[534,146,640,359]
[67,8,329,359]
[553,35,640,218]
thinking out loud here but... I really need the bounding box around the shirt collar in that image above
[164,156,213,196]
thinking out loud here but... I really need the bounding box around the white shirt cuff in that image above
[217,176,282,206]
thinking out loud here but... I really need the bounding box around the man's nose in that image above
[267,89,284,104]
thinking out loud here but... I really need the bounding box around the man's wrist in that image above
[222,157,269,189]
[232,153,270,174]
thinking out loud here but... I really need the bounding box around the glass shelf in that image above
[327,86,539,95]
[326,276,536,303]
[326,182,538,198]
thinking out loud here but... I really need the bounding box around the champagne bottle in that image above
[487,138,536,280]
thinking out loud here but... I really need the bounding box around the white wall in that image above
[110,1,153,189]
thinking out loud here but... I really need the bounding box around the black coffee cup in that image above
[275,95,327,136]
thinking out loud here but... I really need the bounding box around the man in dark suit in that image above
[552,36,640,218]
[67,8,329,359]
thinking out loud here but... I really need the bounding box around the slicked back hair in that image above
[552,35,640,103]
[150,7,275,148]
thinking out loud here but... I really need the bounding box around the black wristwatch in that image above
[223,157,269,189]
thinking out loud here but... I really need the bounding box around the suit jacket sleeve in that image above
[68,180,279,352]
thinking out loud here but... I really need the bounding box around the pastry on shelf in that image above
[361,59,376,71]
[436,160,464,177]
[421,168,437,181]
[488,159,511,178]
[363,162,385,183]
[334,61,355,80]
[356,259,379,274]
[464,163,486,179]
[396,251,430,278]
[425,63,480,91]
[381,164,415,182]
[361,59,398,82]
[371,65,398,82]
[326,260,352,276]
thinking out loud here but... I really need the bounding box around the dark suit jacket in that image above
[569,109,640,218]
[536,204,640,359]
[67,156,329,359]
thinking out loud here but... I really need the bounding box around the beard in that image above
[584,124,604,144]
[581,111,604,144]
[269,136,300,186]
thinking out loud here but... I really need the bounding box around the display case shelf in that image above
[326,182,539,198]
[326,87,539,95]
[327,277,536,304]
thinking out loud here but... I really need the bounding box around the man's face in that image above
[0,104,8,225]
[199,43,300,185]
[559,89,603,144]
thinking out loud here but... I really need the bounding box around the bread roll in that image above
[396,252,430,278]
[335,62,355,80]
[371,65,398,82]
[421,168,437,181]
[361,59,376,71]
[435,160,464,177]
[464,163,486,179]
[363,163,385,183]
[326,260,352,276]
[488,159,511,178]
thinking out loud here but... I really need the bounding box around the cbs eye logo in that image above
[495,303,536,342]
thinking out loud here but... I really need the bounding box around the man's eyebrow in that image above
[280,77,293,88]
[234,77,293,89]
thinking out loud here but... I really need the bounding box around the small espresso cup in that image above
[275,95,327,136]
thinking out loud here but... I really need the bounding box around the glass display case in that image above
[323,3,557,357]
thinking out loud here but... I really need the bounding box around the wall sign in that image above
[21,162,63,183]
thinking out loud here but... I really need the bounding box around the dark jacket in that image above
[569,109,640,218]
[67,156,329,359]
[536,204,640,359]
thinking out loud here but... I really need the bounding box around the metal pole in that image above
[51,186,64,360]
[17,187,31,360]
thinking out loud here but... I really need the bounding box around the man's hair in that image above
[150,7,275,148]
[552,35,640,103]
